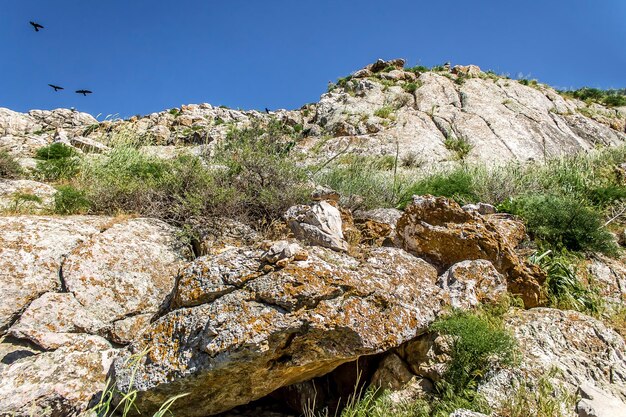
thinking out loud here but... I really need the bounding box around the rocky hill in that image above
[1,59,626,417]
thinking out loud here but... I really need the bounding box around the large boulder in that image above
[0,216,190,416]
[397,195,546,307]
[112,245,452,416]
[0,216,111,333]
[0,335,116,417]
[62,217,189,341]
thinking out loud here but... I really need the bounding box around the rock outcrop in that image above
[113,246,446,416]
[397,195,546,307]
[478,308,626,408]
[0,216,189,416]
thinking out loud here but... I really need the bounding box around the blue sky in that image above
[1,0,624,119]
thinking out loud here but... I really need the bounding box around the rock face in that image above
[437,260,507,309]
[0,216,110,332]
[0,216,189,417]
[0,179,57,213]
[397,195,546,307]
[479,308,626,408]
[577,383,626,417]
[113,245,448,416]
[3,59,625,172]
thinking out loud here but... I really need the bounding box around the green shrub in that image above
[400,168,478,207]
[215,122,311,221]
[54,185,91,214]
[406,65,429,74]
[431,310,517,395]
[603,94,626,107]
[444,136,473,160]
[34,143,81,181]
[530,251,602,314]
[402,82,418,93]
[0,150,23,179]
[374,106,393,119]
[507,194,618,255]
[317,161,407,210]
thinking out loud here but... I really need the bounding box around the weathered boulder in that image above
[0,179,57,213]
[397,195,545,307]
[451,65,482,77]
[576,383,626,417]
[285,201,349,252]
[113,245,450,416]
[0,335,116,417]
[353,208,403,246]
[260,240,308,268]
[62,218,188,329]
[584,254,626,308]
[8,292,108,350]
[0,216,111,333]
[437,260,507,309]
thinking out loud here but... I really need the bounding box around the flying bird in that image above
[48,84,64,92]
[75,90,93,96]
[29,21,44,32]
[265,107,270,114]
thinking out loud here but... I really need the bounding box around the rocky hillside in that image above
[1,60,626,417]
[2,59,625,170]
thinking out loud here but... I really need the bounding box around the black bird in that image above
[48,84,64,92]
[265,107,270,114]
[30,21,44,32]
[75,90,93,96]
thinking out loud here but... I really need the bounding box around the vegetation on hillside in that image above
[559,87,626,107]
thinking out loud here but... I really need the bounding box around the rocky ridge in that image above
[1,59,625,171]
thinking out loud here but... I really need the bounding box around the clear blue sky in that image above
[1,0,624,119]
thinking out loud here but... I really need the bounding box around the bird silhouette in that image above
[48,84,64,92]
[265,107,270,114]
[75,90,93,96]
[29,21,44,32]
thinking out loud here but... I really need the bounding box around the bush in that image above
[215,122,311,221]
[431,310,517,395]
[34,143,81,181]
[0,150,22,179]
[402,82,418,93]
[444,136,473,160]
[400,168,478,207]
[530,252,602,314]
[54,185,91,214]
[374,106,393,119]
[507,194,618,255]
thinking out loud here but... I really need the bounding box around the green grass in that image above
[443,136,473,160]
[399,168,478,206]
[374,106,394,119]
[34,143,81,181]
[530,251,603,314]
[431,309,517,395]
